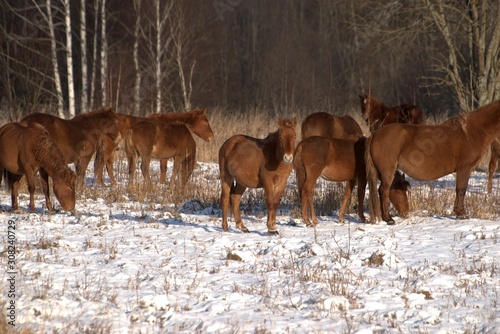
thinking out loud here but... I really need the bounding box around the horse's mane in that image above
[33,130,74,180]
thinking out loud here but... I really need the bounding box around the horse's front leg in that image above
[25,172,37,213]
[265,179,288,235]
[339,179,356,223]
[454,169,471,219]
[39,169,54,213]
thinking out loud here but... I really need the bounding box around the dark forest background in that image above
[1,0,499,120]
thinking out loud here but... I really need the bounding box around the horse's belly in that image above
[320,166,354,182]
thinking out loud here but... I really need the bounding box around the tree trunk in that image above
[46,0,65,118]
[80,0,88,113]
[63,0,75,117]
[101,0,108,106]
[133,0,141,116]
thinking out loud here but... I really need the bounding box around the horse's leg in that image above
[299,180,313,227]
[265,178,289,235]
[105,148,116,185]
[220,174,232,232]
[93,140,106,185]
[339,180,356,224]
[127,150,137,186]
[24,172,38,213]
[169,158,182,192]
[39,169,54,213]
[357,174,367,223]
[488,149,498,194]
[230,182,248,232]
[8,173,22,212]
[379,173,395,224]
[160,159,168,184]
[140,154,152,186]
[454,168,472,219]
[305,176,320,227]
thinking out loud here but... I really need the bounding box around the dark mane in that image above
[72,107,115,121]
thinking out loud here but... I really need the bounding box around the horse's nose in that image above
[283,154,293,164]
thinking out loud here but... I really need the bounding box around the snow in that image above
[1,161,499,333]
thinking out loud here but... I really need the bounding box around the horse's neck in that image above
[465,103,500,147]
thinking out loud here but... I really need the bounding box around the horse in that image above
[0,122,76,212]
[359,94,424,132]
[301,112,363,139]
[366,100,500,223]
[21,107,121,188]
[219,117,297,235]
[94,108,213,185]
[488,138,500,193]
[125,121,202,191]
[294,135,410,226]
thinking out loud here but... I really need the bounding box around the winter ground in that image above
[1,161,499,333]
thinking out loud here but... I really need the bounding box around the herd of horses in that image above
[0,94,499,235]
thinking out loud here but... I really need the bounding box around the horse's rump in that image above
[301,112,363,139]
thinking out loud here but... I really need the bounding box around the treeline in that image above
[1,0,499,119]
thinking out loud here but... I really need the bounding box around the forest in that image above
[0,0,499,120]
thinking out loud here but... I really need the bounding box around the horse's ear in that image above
[278,117,284,126]
[291,117,298,127]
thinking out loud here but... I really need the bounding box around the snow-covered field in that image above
[1,161,499,333]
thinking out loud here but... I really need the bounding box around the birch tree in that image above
[101,0,108,106]
[63,0,75,117]
[154,0,173,114]
[133,0,142,115]
[80,0,88,113]
[423,0,500,111]
[45,0,65,117]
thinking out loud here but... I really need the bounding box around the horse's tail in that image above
[293,145,305,199]
[365,135,381,223]
[93,138,104,180]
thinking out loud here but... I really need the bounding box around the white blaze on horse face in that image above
[283,153,293,164]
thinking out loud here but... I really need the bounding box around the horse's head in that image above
[278,117,297,164]
[189,108,214,142]
[389,171,411,216]
[53,169,76,211]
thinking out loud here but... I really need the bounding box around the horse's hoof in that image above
[386,220,396,225]
[267,230,279,236]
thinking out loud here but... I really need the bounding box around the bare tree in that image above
[423,0,500,111]
[45,0,65,117]
[80,0,88,113]
[133,0,142,115]
[100,0,108,106]
[63,0,75,117]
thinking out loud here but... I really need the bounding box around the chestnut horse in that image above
[22,107,120,187]
[488,138,500,193]
[0,122,76,212]
[359,94,424,132]
[294,136,410,226]
[219,117,297,235]
[366,100,500,223]
[301,112,363,139]
[125,119,212,190]
[94,108,213,185]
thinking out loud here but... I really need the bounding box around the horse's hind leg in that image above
[7,173,22,212]
[379,173,395,224]
[230,182,248,232]
[39,169,54,213]
[454,168,472,219]
[488,150,498,194]
[140,155,152,186]
[160,159,168,184]
[220,175,232,232]
[339,179,356,224]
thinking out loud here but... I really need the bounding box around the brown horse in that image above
[125,121,205,190]
[0,122,76,212]
[294,136,410,226]
[22,107,120,187]
[219,117,298,235]
[488,138,500,193]
[359,94,424,132]
[366,100,500,223]
[301,112,363,139]
[94,108,213,185]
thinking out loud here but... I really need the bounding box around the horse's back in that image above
[302,112,362,139]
